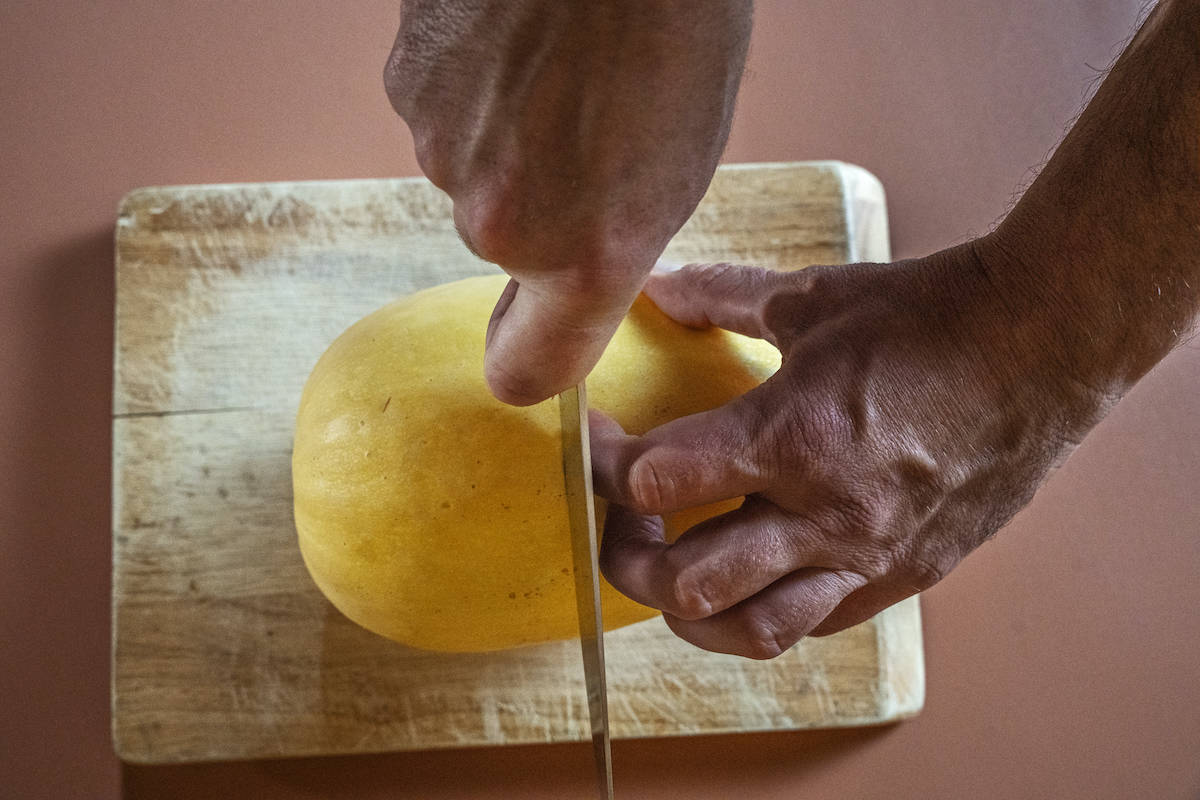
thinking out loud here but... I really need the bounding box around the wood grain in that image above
[112,162,923,764]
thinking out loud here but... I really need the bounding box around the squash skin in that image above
[292,274,780,652]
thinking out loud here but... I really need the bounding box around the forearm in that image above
[989,0,1200,400]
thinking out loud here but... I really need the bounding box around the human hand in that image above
[590,243,1115,658]
[384,0,751,405]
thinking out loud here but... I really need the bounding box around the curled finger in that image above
[664,568,868,660]
[599,497,835,622]
[589,388,780,516]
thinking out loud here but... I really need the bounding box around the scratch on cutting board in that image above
[808,660,834,722]
[354,726,378,751]
[480,696,503,742]
[612,692,644,733]
[656,672,711,709]
[735,658,799,727]
[631,688,687,732]
[730,660,771,726]
[400,695,419,743]
[562,678,579,735]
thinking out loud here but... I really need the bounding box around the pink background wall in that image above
[2,2,1198,797]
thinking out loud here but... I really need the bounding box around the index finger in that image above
[589,396,778,516]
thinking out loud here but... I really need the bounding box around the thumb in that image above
[484,278,631,406]
[643,261,786,345]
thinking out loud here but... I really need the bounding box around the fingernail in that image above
[652,258,682,274]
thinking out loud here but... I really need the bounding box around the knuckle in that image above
[382,41,455,193]
[382,38,429,122]
[412,134,447,191]
[660,557,716,621]
[688,262,768,314]
[699,262,771,293]
[761,263,837,326]
[795,263,853,305]
[847,543,895,582]
[688,261,740,292]
[625,454,675,515]
[738,610,790,660]
[382,54,408,109]
[903,547,955,590]
[663,580,715,622]
[454,185,519,266]
[382,17,429,110]
[828,485,891,539]
[776,394,841,468]
[807,489,900,581]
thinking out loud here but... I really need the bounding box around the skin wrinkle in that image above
[644,263,776,339]
[729,390,784,487]
[660,547,717,621]
[673,504,786,615]
[392,0,1200,658]
[629,455,672,516]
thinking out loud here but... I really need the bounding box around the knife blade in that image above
[559,381,614,800]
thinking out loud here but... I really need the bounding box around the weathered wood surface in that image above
[112,162,924,764]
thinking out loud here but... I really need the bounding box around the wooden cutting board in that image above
[111,161,923,764]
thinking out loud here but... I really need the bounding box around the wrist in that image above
[963,232,1123,438]
[979,0,1200,407]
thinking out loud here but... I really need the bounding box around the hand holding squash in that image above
[592,0,1200,658]
[592,249,1112,659]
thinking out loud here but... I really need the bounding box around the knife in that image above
[559,381,614,800]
